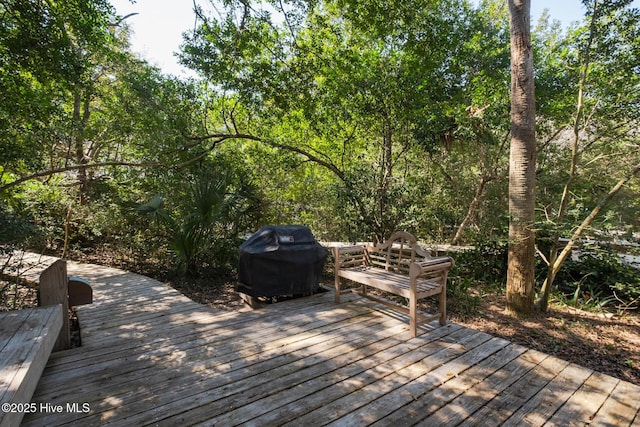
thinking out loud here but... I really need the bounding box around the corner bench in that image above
[333,231,454,337]
[0,306,63,427]
[0,253,93,427]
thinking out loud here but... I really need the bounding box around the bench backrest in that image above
[367,231,431,274]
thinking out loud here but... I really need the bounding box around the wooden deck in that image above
[15,260,640,426]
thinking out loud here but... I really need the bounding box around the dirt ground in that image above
[448,293,640,386]
[166,277,640,386]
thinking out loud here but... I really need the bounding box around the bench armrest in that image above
[410,256,455,278]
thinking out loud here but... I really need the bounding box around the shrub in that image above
[552,245,640,310]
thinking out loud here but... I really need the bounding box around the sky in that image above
[109,0,639,77]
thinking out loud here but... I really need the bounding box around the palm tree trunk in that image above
[506,0,536,316]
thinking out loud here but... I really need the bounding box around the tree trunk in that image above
[451,173,494,246]
[73,88,91,205]
[377,108,394,239]
[506,0,536,317]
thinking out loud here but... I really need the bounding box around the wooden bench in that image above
[0,253,93,426]
[0,305,63,427]
[333,231,455,337]
[1,253,93,351]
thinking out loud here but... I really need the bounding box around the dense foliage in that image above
[1,0,639,310]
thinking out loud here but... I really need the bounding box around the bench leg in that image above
[438,284,447,326]
[409,293,417,338]
[333,247,341,304]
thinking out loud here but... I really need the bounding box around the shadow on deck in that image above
[21,262,640,426]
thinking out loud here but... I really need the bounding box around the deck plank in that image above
[32,306,380,408]
[326,336,512,427]
[238,325,466,427]
[26,306,377,421]
[43,316,401,426]
[18,260,640,427]
[193,325,471,427]
[592,380,640,426]
[277,330,493,427]
[372,342,529,426]
[457,355,571,426]
[142,322,413,427]
[419,349,548,425]
[545,371,620,426]
[500,362,593,426]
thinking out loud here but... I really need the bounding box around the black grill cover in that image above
[237,225,328,298]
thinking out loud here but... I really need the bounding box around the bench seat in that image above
[339,267,444,299]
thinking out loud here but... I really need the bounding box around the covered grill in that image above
[237,225,328,298]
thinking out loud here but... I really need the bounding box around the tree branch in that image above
[0,161,161,191]
[551,161,640,273]
[264,139,346,183]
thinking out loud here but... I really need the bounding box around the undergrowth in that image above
[446,240,640,317]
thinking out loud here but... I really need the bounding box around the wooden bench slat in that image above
[336,245,367,254]
[339,259,368,268]
[0,310,32,353]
